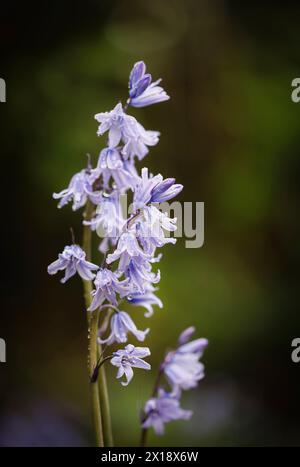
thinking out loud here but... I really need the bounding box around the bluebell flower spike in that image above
[47,61,207,446]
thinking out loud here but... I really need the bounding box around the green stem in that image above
[97,306,114,446]
[83,200,113,447]
[88,308,104,447]
[140,427,148,448]
[98,350,114,446]
[83,201,103,447]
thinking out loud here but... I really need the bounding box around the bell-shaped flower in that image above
[53,168,101,211]
[142,389,192,435]
[150,178,183,203]
[88,268,129,311]
[97,147,139,191]
[133,168,162,210]
[125,258,160,294]
[47,245,98,283]
[121,122,160,161]
[106,231,151,271]
[162,328,208,391]
[98,311,149,346]
[127,284,163,317]
[95,102,125,147]
[83,191,125,240]
[110,344,151,386]
[133,168,183,210]
[128,61,170,108]
[178,326,196,345]
[136,205,177,255]
[95,103,159,161]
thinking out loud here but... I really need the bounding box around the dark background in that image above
[1,0,300,446]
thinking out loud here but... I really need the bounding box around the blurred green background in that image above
[1,0,300,446]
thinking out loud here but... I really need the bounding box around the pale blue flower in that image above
[128,61,170,108]
[106,231,151,271]
[98,146,123,171]
[98,311,149,345]
[95,103,159,161]
[150,178,183,203]
[142,389,192,435]
[110,344,151,386]
[83,191,125,239]
[125,257,160,294]
[133,167,183,210]
[178,326,196,345]
[95,102,125,147]
[136,205,177,255]
[128,284,163,317]
[133,168,162,210]
[88,268,129,311]
[97,147,139,191]
[53,168,101,211]
[121,123,160,161]
[162,329,208,391]
[128,61,150,97]
[47,245,98,283]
